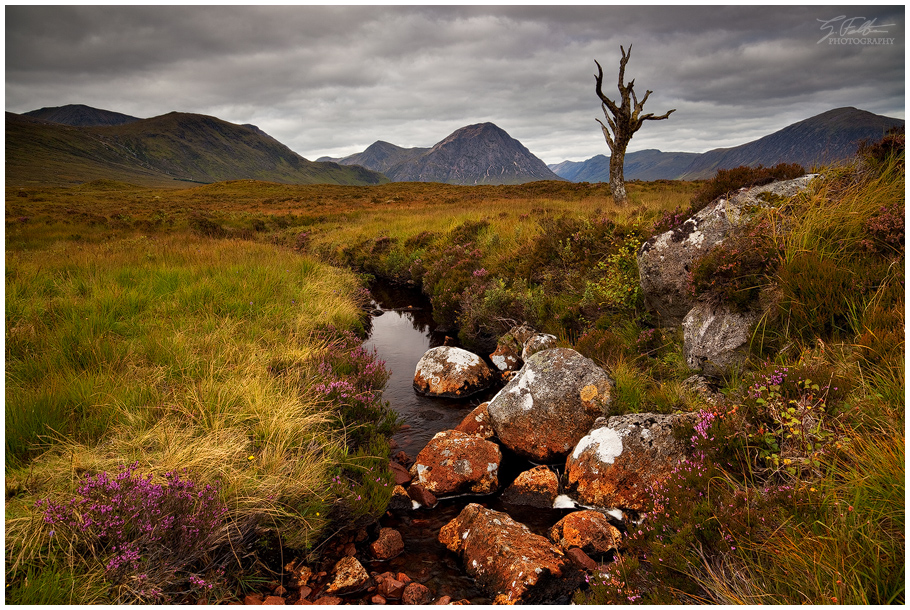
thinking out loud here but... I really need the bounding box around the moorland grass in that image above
[6,233,391,602]
[6,151,902,604]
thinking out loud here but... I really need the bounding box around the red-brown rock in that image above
[433,596,452,605]
[262,596,286,605]
[413,346,494,398]
[565,413,695,510]
[566,547,597,571]
[406,483,437,508]
[378,577,406,600]
[402,582,432,605]
[501,465,559,508]
[371,594,386,604]
[370,527,405,561]
[309,596,341,605]
[454,402,496,440]
[409,430,501,496]
[390,460,412,485]
[487,348,614,463]
[549,510,621,557]
[244,593,264,605]
[438,503,583,604]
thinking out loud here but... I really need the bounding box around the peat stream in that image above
[362,282,577,604]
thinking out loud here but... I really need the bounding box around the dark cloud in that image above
[5,5,904,163]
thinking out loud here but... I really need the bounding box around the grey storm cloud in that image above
[5,5,905,163]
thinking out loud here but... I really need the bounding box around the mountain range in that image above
[6,104,903,188]
[6,109,387,187]
[548,107,903,182]
[318,122,563,185]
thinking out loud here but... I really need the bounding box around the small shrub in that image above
[691,163,806,211]
[687,216,780,311]
[35,464,227,602]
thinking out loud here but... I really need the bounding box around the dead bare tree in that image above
[595,45,675,205]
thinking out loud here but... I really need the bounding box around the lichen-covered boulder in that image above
[490,343,523,372]
[438,504,583,604]
[638,175,816,326]
[682,301,762,377]
[454,402,496,440]
[413,346,494,398]
[548,510,622,557]
[370,527,405,561]
[408,430,501,496]
[565,412,695,511]
[487,348,614,463]
[501,465,560,508]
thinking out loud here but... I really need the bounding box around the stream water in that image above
[362,282,576,604]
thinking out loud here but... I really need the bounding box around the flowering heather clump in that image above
[35,463,227,601]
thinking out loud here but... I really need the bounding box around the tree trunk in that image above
[608,144,628,205]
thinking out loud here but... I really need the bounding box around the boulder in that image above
[408,430,501,496]
[548,510,622,557]
[389,461,412,485]
[325,556,370,595]
[638,175,816,326]
[454,402,496,440]
[413,346,494,398]
[438,503,583,604]
[682,301,762,377]
[521,333,558,360]
[501,465,560,508]
[565,413,696,511]
[487,348,614,463]
[370,527,404,561]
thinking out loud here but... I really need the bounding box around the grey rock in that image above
[521,333,558,360]
[638,175,817,326]
[683,301,762,377]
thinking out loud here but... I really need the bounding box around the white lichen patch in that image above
[572,427,624,463]
[509,368,537,394]
[606,508,624,521]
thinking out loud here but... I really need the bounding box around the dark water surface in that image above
[362,282,575,604]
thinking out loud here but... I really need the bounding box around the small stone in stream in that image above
[407,483,437,507]
[389,485,412,511]
[370,527,404,560]
[262,596,285,605]
[397,573,411,584]
[390,461,412,485]
[296,586,311,601]
[378,577,406,600]
[344,542,357,557]
[371,595,387,604]
[244,593,264,605]
[402,582,432,605]
[566,547,598,571]
[326,556,371,595]
[310,596,342,605]
[272,585,287,596]
[394,451,412,466]
[434,596,452,605]
[355,528,369,543]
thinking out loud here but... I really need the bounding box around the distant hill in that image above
[318,140,430,174]
[677,107,904,179]
[6,110,388,187]
[323,123,564,185]
[549,150,699,182]
[551,107,903,182]
[23,103,141,127]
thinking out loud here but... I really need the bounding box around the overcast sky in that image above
[6,5,905,164]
